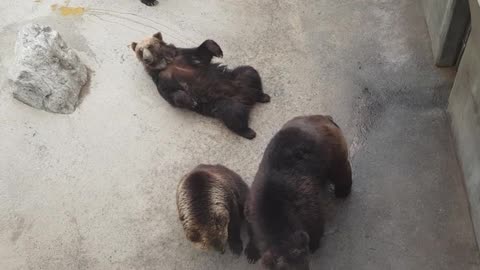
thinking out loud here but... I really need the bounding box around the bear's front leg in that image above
[155,77,192,107]
[199,40,223,58]
[227,204,243,256]
[192,40,223,65]
[245,224,261,263]
[172,91,197,109]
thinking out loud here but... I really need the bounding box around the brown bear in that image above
[244,115,352,269]
[176,164,249,255]
[131,32,270,139]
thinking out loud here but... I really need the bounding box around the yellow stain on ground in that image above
[51,4,85,16]
[59,6,85,16]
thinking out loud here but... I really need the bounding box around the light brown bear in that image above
[176,164,249,255]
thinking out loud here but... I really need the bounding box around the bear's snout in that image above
[142,49,154,64]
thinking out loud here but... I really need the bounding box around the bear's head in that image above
[183,208,229,254]
[262,231,311,270]
[131,32,176,70]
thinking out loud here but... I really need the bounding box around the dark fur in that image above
[176,164,249,255]
[140,0,157,6]
[132,32,270,139]
[244,115,352,269]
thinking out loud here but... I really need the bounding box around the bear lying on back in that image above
[244,115,352,270]
[131,32,270,139]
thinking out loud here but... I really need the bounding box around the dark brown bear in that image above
[244,115,352,270]
[131,32,270,139]
[176,164,249,255]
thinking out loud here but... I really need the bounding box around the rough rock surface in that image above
[10,24,88,114]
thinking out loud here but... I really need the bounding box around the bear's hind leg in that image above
[329,160,352,198]
[257,93,271,103]
[214,100,256,139]
[232,66,270,103]
[307,222,324,253]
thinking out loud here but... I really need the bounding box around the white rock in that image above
[10,24,88,114]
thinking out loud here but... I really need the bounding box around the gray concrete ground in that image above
[0,0,479,269]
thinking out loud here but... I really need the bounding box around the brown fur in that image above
[132,32,270,139]
[176,164,249,255]
[244,115,352,269]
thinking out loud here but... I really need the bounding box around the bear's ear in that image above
[131,42,137,51]
[153,32,163,41]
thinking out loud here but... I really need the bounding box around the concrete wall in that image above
[422,0,470,66]
[449,0,480,245]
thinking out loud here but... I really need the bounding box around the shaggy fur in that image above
[244,115,352,270]
[132,32,270,139]
[176,164,249,255]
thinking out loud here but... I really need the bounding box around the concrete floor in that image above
[0,0,479,269]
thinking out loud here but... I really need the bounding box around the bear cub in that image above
[176,164,249,255]
[131,32,270,139]
[244,115,352,270]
